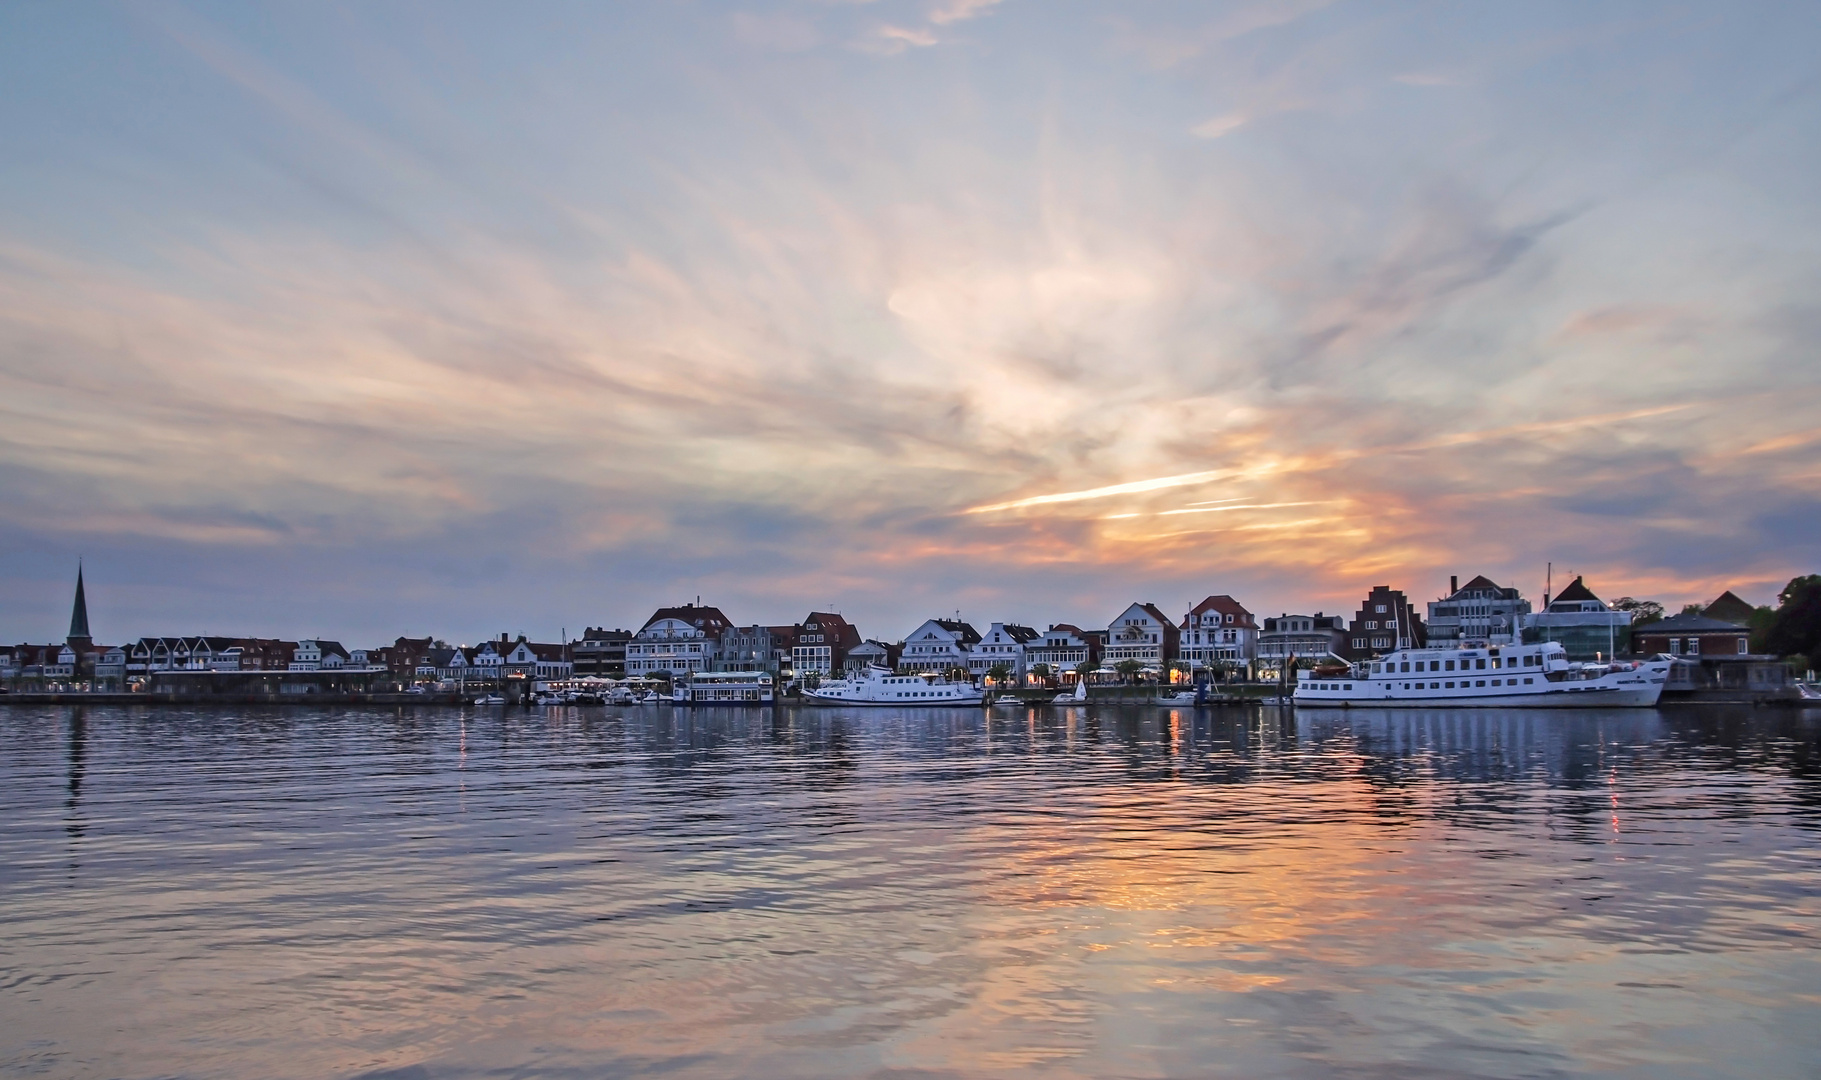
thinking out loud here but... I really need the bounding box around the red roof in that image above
[1184,595,1256,628]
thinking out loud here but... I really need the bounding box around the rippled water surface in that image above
[3,703,1820,1079]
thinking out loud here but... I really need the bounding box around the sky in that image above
[2,0,1819,647]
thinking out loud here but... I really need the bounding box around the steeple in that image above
[67,562,92,649]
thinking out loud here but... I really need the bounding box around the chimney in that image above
[1450,575,1458,595]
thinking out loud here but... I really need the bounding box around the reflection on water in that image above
[2,703,1818,1079]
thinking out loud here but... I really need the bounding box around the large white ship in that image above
[1294,641,1671,708]
[802,666,985,706]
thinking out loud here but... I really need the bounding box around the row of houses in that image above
[5,568,1771,692]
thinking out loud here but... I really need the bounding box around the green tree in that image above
[1114,660,1144,684]
[1075,659,1100,679]
[1679,603,1705,617]
[1761,576,1821,670]
[1612,597,1665,626]
[945,665,971,683]
[1029,662,1053,684]
[987,662,1013,687]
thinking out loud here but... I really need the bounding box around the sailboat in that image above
[1052,678,1088,704]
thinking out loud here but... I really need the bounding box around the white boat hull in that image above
[803,667,984,706]
[1295,651,1672,709]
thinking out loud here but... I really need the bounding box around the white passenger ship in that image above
[1294,641,1671,708]
[802,666,985,706]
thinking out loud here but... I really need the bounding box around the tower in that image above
[67,563,92,650]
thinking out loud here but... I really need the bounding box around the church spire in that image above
[68,562,91,648]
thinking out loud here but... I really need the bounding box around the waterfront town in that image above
[6,565,1815,702]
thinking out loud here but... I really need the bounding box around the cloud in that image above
[1192,111,1251,139]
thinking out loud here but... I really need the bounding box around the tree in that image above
[1113,660,1144,684]
[1761,575,1821,670]
[1029,662,1053,685]
[945,665,971,683]
[1613,598,1665,626]
[1075,659,1100,679]
[987,662,1013,687]
[1679,603,1705,617]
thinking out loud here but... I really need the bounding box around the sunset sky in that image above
[3,1,1818,646]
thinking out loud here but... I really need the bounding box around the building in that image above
[384,637,436,684]
[490,635,573,679]
[1425,575,1528,648]
[900,619,981,674]
[1102,603,1178,675]
[1258,614,1349,672]
[1179,595,1258,670]
[572,628,632,678]
[1702,591,1760,625]
[792,612,862,676]
[1523,576,1634,660]
[1025,625,1100,680]
[1633,611,1752,657]
[626,604,732,677]
[290,639,352,670]
[969,623,1040,682]
[844,640,901,673]
[1345,585,1427,660]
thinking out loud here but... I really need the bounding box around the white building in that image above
[291,640,351,671]
[1179,595,1258,670]
[1025,625,1099,679]
[1427,575,1531,647]
[1257,614,1348,669]
[625,604,732,677]
[969,623,1039,682]
[1102,603,1179,674]
[899,619,981,674]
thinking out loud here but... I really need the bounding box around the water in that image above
[2,704,1819,1080]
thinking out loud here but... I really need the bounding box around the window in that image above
[1375,604,1387,613]
[1738,638,1748,654]
[1365,620,1378,630]
[1400,662,1410,672]
[1475,659,1486,670]
[1445,660,1455,671]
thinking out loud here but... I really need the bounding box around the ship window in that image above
[1476,680,1485,687]
[1476,659,1486,669]
[1524,677,1533,684]
[1445,660,1455,671]
[1345,684,1352,690]
[1400,662,1410,672]
[1446,681,1455,688]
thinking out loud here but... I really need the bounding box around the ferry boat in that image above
[1294,641,1671,708]
[671,670,774,705]
[803,666,985,706]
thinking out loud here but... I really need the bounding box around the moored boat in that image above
[803,666,985,706]
[1294,641,1671,708]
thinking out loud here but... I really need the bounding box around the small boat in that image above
[1053,680,1088,704]
[532,691,566,706]
[1155,689,1200,706]
[472,693,506,705]
[1798,682,1821,702]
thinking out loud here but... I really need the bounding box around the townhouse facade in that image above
[1025,624,1100,679]
[1258,614,1349,670]
[1103,603,1179,673]
[626,604,731,677]
[1345,586,1427,660]
[571,628,632,678]
[793,612,862,676]
[1426,575,1529,648]
[1179,595,1258,669]
[899,619,980,674]
[970,623,1039,682]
